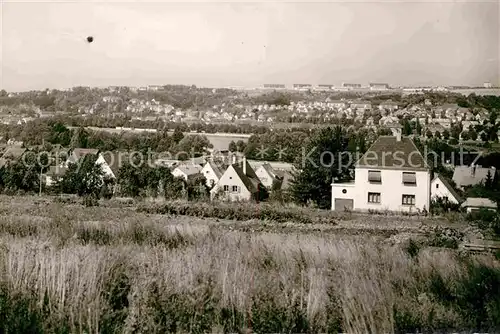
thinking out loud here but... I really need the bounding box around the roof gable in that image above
[175,164,202,176]
[206,161,223,179]
[72,148,99,160]
[356,136,429,170]
[101,151,129,175]
[432,174,462,203]
[231,160,262,193]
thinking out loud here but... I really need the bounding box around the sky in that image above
[1,0,499,91]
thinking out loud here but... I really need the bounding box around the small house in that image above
[172,164,203,181]
[210,157,264,202]
[431,174,462,204]
[201,161,224,187]
[461,197,497,213]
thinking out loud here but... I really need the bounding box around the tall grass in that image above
[0,197,499,333]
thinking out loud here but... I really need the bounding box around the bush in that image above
[137,201,340,225]
[405,239,421,259]
[467,209,497,224]
[428,262,500,331]
[83,195,99,207]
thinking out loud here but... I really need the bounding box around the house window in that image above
[368,192,381,203]
[223,185,229,192]
[402,172,416,185]
[232,185,239,192]
[368,170,382,183]
[402,194,415,205]
[436,183,439,188]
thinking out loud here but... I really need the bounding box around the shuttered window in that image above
[402,172,417,185]
[368,170,382,183]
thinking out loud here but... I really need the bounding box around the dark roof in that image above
[232,160,262,193]
[356,136,429,170]
[434,174,462,203]
[207,161,223,179]
[72,148,99,160]
[260,162,277,179]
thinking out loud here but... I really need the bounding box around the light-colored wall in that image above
[96,154,115,179]
[201,163,219,187]
[172,168,188,181]
[431,178,459,204]
[332,168,431,212]
[255,166,274,188]
[331,183,357,210]
[211,166,252,201]
[354,168,430,212]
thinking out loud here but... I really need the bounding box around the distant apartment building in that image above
[484,82,493,89]
[263,84,286,89]
[342,83,362,89]
[316,84,334,90]
[148,85,163,91]
[293,84,312,90]
[369,83,390,90]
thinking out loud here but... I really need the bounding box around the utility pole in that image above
[39,166,43,196]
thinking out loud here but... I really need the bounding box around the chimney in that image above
[232,154,236,165]
[243,156,247,175]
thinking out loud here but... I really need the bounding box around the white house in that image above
[331,126,431,212]
[64,148,115,179]
[431,174,462,204]
[201,161,224,187]
[171,164,203,181]
[255,162,279,189]
[210,157,263,202]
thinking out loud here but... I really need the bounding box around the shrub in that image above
[137,201,340,225]
[467,209,497,224]
[428,262,500,331]
[83,195,99,207]
[405,239,421,259]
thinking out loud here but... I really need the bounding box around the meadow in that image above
[0,196,499,333]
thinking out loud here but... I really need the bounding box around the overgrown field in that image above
[0,196,499,333]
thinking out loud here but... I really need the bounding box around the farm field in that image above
[0,196,499,333]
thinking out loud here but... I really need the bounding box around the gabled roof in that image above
[174,164,202,177]
[259,162,277,179]
[432,174,462,203]
[356,136,429,170]
[461,197,497,209]
[232,160,262,194]
[71,148,99,160]
[452,166,496,188]
[206,161,223,179]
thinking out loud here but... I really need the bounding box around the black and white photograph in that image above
[0,0,500,332]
